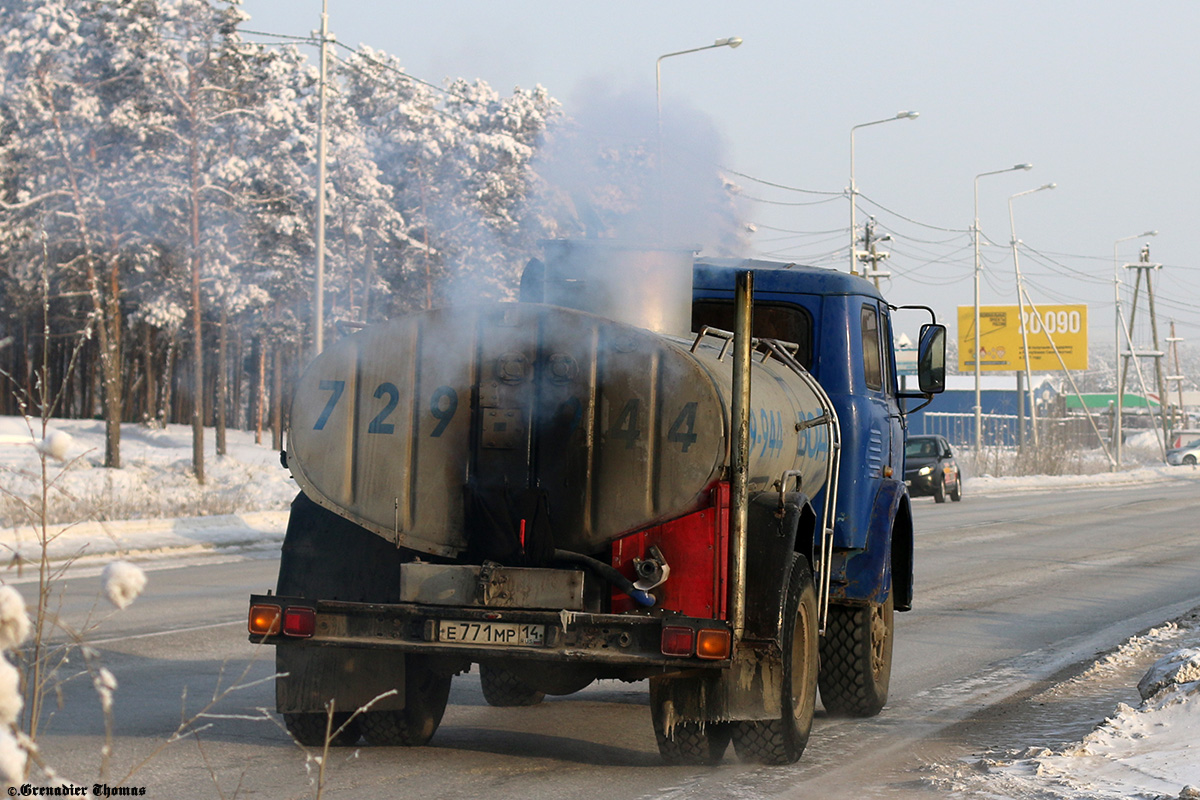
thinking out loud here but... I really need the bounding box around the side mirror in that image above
[917,323,946,394]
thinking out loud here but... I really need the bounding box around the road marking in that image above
[88,619,244,645]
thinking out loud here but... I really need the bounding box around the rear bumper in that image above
[249,594,732,670]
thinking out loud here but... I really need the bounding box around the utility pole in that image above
[857,217,891,289]
[1118,245,1169,460]
[313,0,330,358]
[1166,320,1186,441]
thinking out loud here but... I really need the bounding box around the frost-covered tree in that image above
[0,0,161,468]
[340,48,560,311]
[0,0,574,473]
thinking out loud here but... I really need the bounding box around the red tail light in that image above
[661,625,695,656]
[283,606,316,638]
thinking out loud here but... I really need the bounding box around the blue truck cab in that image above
[693,259,945,697]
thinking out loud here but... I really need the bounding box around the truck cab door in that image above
[860,301,903,482]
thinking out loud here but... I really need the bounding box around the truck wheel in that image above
[932,478,946,503]
[818,596,893,717]
[479,663,545,707]
[730,553,818,765]
[651,717,731,765]
[283,712,361,747]
[649,680,731,765]
[360,658,451,746]
[949,473,962,502]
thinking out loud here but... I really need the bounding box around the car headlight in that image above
[918,465,933,476]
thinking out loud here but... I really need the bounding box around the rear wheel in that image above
[360,657,451,746]
[1185,454,1197,466]
[480,662,545,707]
[818,596,894,717]
[283,712,361,747]
[649,678,731,764]
[730,553,819,765]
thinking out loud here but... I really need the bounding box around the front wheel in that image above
[932,477,946,503]
[730,553,819,765]
[818,596,894,717]
[1185,454,1197,466]
[949,472,962,502]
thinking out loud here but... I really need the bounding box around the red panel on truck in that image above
[610,483,729,618]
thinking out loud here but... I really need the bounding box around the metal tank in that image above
[286,302,832,559]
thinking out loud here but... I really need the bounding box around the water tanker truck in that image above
[248,240,947,764]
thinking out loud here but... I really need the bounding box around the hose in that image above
[551,549,655,607]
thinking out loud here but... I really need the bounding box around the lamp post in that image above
[849,111,919,275]
[973,163,1032,454]
[655,37,741,226]
[1113,229,1158,467]
[1008,183,1055,450]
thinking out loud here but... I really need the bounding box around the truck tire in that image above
[283,712,361,747]
[730,553,818,765]
[651,717,731,765]
[360,658,451,747]
[818,596,893,717]
[479,663,545,707]
[648,681,729,762]
[932,478,946,503]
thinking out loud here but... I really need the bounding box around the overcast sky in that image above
[239,0,1200,356]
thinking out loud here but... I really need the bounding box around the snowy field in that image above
[1,414,1199,799]
[0,415,297,530]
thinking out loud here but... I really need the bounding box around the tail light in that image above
[661,625,695,656]
[696,628,731,660]
[283,606,317,638]
[248,604,281,636]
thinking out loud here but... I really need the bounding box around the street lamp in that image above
[655,37,742,221]
[849,111,919,275]
[973,163,1033,454]
[1008,182,1056,450]
[1113,228,1158,467]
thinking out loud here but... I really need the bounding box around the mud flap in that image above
[276,647,408,714]
[650,641,784,724]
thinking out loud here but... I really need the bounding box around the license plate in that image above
[437,620,545,647]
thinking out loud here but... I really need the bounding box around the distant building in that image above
[905,375,1058,447]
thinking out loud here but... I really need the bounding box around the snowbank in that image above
[0,415,294,560]
[967,463,1200,496]
[942,619,1200,799]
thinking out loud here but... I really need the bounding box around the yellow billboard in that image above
[957,304,1088,372]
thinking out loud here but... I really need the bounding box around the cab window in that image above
[861,303,882,391]
[692,300,813,369]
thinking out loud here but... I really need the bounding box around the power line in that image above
[721,168,842,196]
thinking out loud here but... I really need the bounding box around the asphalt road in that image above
[10,474,1200,799]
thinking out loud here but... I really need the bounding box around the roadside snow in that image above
[0,416,294,563]
[937,618,1200,800]
[967,463,1199,496]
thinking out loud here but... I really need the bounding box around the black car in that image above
[904,434,961,503]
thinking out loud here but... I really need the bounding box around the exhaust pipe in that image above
[730,270,753,639]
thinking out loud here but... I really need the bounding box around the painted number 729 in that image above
[312,380,457,437]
